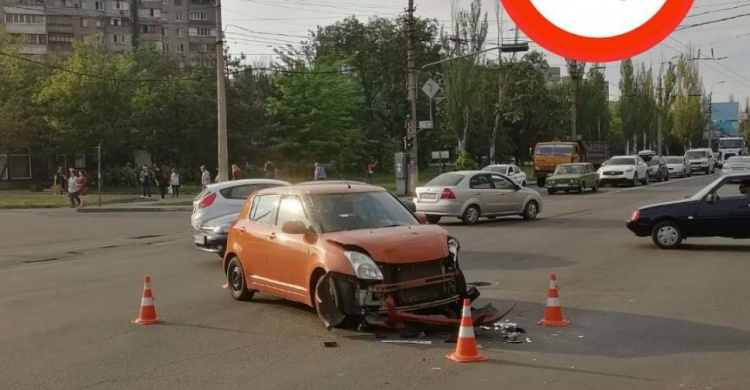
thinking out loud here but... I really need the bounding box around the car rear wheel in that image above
[578,182,585,194]
[651,221,683,249]
[522,181,527,187]
[426,215,441,224]
[462,205,480,225]
[547,188,557,195]
[631,173,639,187]
[227,257,255,301]
[537,178,545,187]
[592,182,599,192]
[522,201,539,221]
[641,173,649,186]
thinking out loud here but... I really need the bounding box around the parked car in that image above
[414,171,543,225]
[545,163,598,194]
[721,156,750,176]
[194,213,237,257]
[685,148,717,175]
[597,155,649,187]
[481,164,528,186]
[665,156,691,178]
[626,173,750,249]
[223,182,505,329]
[191,179,290,230]
[638,151,669,182]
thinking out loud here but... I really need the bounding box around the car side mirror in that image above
[282,220,308,234]
[414,212,428,224]
[706,193,717,204]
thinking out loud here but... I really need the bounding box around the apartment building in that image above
[1,0,217,64]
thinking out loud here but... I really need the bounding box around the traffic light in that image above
[405,136,413,150]
[405,113,411,120]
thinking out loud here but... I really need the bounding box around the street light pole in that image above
[406,0,418,194]
[214,0,229,183]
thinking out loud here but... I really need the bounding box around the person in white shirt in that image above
[170,168,181,197]
[67,168,80,208]
[200,165,211,189]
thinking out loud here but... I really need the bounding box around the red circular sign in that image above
[501,0,694,62]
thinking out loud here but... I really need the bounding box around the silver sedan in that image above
[414,171,543,225]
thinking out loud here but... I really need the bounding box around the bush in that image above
[454,151,477,171]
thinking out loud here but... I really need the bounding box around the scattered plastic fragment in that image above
[526,337,532,343]
[379,339,432,345]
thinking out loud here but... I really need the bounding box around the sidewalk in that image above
[77,196,193,213]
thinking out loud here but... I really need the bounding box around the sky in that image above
[220,0,750,105]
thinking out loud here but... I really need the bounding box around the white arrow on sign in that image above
[422,79,440,99]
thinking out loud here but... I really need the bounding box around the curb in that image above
[77,207,192,213]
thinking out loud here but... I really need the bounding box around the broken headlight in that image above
[446,236,460,269]
[343,251,384,281]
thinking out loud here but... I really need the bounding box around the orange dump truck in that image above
[533,140,608,187]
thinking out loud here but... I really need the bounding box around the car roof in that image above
[255,181,388,196]
[610,155,637,159]
[559,162,590,166]
[724,173,750,179]
[205,179,291,191]
[637,150,657,155]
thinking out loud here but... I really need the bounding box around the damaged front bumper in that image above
[316,272,508,329]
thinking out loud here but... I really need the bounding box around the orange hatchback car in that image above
[223,181,504,329]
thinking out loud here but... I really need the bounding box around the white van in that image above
[685,148,717,175]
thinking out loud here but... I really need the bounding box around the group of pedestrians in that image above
[140,165,181,200]
[53,167,88,208]
[312,159,377,183]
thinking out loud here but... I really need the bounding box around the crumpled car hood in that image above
[324,225,449,264]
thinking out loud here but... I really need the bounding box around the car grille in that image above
[603,171,623,176]
[379,259,454,306]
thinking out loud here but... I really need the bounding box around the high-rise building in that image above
[1,0,217,65]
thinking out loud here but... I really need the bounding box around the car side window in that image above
[470,175,492,189]
[250,194,277,224]
[275,195,309,227]
[490,175,515,190]
[221,184,266,200]
[714,181,745,200]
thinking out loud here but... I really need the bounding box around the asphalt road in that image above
[2,172,749,390]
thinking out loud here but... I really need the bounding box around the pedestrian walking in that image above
[170,168,181,197]
[314,162,326,181]
[52,166,65,195]
[231,164,243,180]
[67,168,80,208]
[364,159,378,184]
[77,170,88,207]
[200,165,210,189]
[140,165,153,199]
[154,167,168,200]
[264,161,276,178]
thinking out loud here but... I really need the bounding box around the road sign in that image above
[422,79,440,99]
[501,0,694,62]
[419,121,433,130]
[432,151,449,160]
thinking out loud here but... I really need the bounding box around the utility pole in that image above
[215,0,229,182]
[566,59,584,139]
[657,76,663,157]
[131,0,139,48]
[406,0,418,194]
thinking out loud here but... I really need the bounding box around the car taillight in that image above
[198,192,217,209]
[630,210,640,221]
[441,188,456,200]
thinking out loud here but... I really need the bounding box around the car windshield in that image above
[482,165,507,173]
[638,154,656,162]
[309,192,419,233]
[726,157,750,164]
[605,157,635,166]
[554,165,584,175]
[690,176,739,200]
[535,144,574,156]
[665,157,684,164]
[686,151,707,159]
[719,139,745,149]
[426,173,464,187]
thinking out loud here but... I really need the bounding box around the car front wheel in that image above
[651,221,684,249]
[426,215,441,224]
[522,200,539,221]
[227,257,255,301]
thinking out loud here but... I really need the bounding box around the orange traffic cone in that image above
[538,274,570,326]
[447,299,487,363]
[133,275,163,325]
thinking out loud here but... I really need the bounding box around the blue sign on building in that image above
[711,102,740,136]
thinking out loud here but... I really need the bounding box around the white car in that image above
[685,148,717,175]
[721,156,750,175]
[597,155,649,187]
[481,164,528,186]
[191,179,290,230]
[664,156,691,178]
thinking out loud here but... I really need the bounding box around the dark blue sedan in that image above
[627,174,750,249]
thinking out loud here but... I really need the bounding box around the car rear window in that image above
[665,157,683,164]
[426,174,464,187]
[606,157,635,166]
[686,151,708,159]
